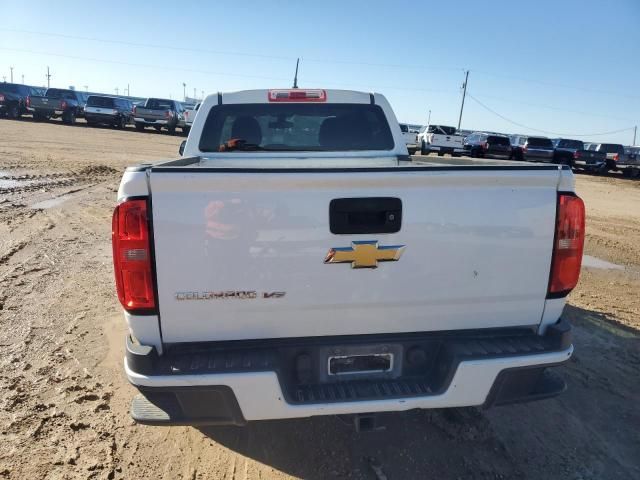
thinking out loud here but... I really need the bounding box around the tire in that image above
[167,125,176,135]
[182,126,191,136]
[62,111,76,125]
[135,123,145,131]
[155,126,162,132]
[622,169,632,178]
[7,104,20,120]
[437,152,443,157]
[407,148,416,155]
[116,116,127,129]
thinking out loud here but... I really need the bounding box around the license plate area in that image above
[328,353,393,376]
[318,344,403,382]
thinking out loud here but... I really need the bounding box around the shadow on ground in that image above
[198,305,639,480]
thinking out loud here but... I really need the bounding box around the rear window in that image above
[0,84,21,94]
[87,96,115,108]
[557,139,584,149]
[146,98,173,109]
[46,89,76,100]
[428,125,456,135]
[527,137,553,148]
[199,103,395,152]
[598,143,624,154]
[487,135,510,146]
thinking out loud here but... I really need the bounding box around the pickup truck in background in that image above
[183,102,201,135]
[0,83,43,119]
[399,123,418,154]
[553,138,606,171]
[420,125,465,156]
[85,95,134,129]
[588,143,627,172]
[114,88,582,427]
[27,88,88,124]
[510,135,555,162]
[620,146,640,177]
[133,98,187,134]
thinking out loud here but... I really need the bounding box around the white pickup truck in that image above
[113,88,584,427]
[420,125,465,156]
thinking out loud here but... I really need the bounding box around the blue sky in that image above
[1,0,639,144]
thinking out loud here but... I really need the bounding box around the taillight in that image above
[573,151,581,159]
[164,110,173,119]
[60,100,68,110]
[132,105,137,115]
[0,94,4,102]
[522,146,528,153]
[25,96,30,107]
[112,199,156,313]
[613,153,619,162]
[480,141,488,150]
[548,194,585,297]
[268,89,327,102]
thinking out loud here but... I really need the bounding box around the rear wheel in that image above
[155,126,162,132]
[62,111,76,125]
[420,142,429,156]
[135,123,145,131]
[7,104,20,119]
[437,152,444,157]
[167,125,176,135]
[117,116,127,129]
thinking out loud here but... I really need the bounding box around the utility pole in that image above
[21,74,24,84]
[46,66,51,88]
[193,87,196,99]
[10,67,13,83]
[182,82,186,101]
[83,85,88,92]
[126,83,130,97]
[293,58,300,88]
[115,87,119,95]
[457,70,469,131]
[427,110,431,126]
[201,90,204,100]
[634,126,637,146]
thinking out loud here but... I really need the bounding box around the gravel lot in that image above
[0,119,638,480]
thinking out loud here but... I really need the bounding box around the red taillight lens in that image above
[481,141,488,150]
[0,94,4,102]
[132,106,137,115]
[268,89,327,102]
[60,100,67,109]
[25,96,30,107]
[573,151,581,159]
[548,194,585,297]
[112,199,156,312]
[613,153,619,162]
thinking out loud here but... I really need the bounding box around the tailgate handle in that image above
[329,197,402,234]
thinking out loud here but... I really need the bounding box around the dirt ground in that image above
[0,119,638,480]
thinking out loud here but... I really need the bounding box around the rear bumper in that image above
[424,145,465,153]
[134,117,169,125]
[125,320,573,425]
[85,112,120,123]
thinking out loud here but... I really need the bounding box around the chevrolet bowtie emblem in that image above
[324,241,406,269]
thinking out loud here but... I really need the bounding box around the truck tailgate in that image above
[150,167,559,343]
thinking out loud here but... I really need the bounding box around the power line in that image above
[0,28,462,73]
[472,70,640,101]
[466,93,635,137]
[0,46,460,96]
[470,91,635,123]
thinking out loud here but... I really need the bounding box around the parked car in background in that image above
[183,102,200,135]
[553,139,606,171]
[463,133,511,159]
[619,146,640,177]
[0,83,43,119]
[399,123,418,154]
[420,125,464,156]
[588,143,626,172]
[27,88,88,124]
[133,98,186,134]
[510,135,554,162]
[85,95,134,129]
